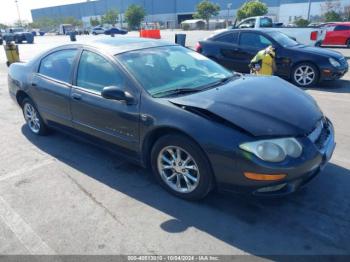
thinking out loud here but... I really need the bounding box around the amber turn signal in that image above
[244,172,286,181]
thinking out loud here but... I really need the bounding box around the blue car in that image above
[104,27,128,35]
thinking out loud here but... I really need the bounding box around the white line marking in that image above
[0,196,55,254]
[0,159,56,183]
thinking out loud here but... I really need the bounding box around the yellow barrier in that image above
[4,42,20,67]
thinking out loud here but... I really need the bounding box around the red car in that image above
[321,22,350,47]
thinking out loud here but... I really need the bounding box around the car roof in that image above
[326,22,350,26]
[55,37,175,55]
[209,28,275,39]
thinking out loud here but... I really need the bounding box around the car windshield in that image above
[269,31,299,47]
[117,46,233,97]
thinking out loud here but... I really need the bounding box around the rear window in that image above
[238,19,255,28]
[334,25,350,31]
[260,17,273,28]
[214,32,238,44]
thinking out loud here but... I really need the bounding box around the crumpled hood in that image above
[169,76,323,137]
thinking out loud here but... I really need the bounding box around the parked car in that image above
[320,22,350,48]
[91,26,105,35]
[2,28,34,44]
[104,27,128,35]
[196,29,348,87]
[8,38,335,199]
[229,16,325,46]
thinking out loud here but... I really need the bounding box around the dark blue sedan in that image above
[104,27,128,35]
[7,38,335,200]
[197,29,348,88]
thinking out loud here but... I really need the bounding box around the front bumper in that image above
[217,119,335,197]
[320,61,348,81]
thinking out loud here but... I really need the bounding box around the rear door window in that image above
[239,32,272,49]
[39,49,77,83]
[215,32,238,44]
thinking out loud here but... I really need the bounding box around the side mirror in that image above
[101,86,135,105]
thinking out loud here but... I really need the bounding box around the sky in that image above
[0,0,85,24]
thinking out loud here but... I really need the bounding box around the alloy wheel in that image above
[157,146,200,193]
[294,65,316,86]
[23,103,41,134]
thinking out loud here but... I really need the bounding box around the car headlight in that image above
[329,58,340,67]
[239,138,303,162]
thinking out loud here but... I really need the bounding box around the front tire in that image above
[22,98,49,135]
[291,63,319,88]
[151,134,214,200]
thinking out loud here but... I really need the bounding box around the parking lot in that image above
[0,31,350,256]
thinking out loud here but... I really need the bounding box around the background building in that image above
[31,0,350,28]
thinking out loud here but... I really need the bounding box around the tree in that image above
[343,5,350,21]
[324,10,342,22]
[193,0,220,30]
[125,4,146,30]
[321,0,341,14]
[13,20,24,27]
[237,0,268,21]
[29,17,57,30]
[0,23,8,29]
[62,17,83,27]
[101,9,119,26]
[321,0,342,21]
[90,17,100,27]
[294,18,310,27]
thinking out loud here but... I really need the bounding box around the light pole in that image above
[307,0,312,21]
[120,0,123,28]
[227,3,232,27]
[15,0,22,27]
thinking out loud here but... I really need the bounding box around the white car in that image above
[220,16,326,47]
[92,27,105,35]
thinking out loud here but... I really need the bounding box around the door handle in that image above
[71,93,82,100]
[31,82,37,87]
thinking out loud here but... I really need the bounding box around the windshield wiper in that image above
[153,88,202,98]
[199,74,238,90]
[152,74,240,98]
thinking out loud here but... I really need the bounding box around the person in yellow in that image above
[249,46,276,76]
[4,41,20,67]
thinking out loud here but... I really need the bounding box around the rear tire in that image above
[21,98,49,135]
[291,62,319,88]
[151,134,214,200]
[347,39,350,48]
